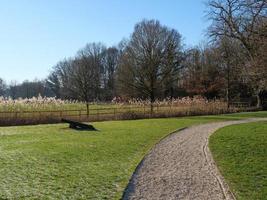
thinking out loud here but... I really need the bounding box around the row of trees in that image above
[206,0,267,107]
[1,0,266,111]
[0,79,53,99]
[46,43,120,113]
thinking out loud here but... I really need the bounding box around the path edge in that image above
[204,127,236,200]
[121,126,188,199]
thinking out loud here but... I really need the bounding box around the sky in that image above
[0,0,209,83]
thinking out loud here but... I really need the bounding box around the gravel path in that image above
[123,118,267,200]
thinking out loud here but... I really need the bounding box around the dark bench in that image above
[61,119,97,131]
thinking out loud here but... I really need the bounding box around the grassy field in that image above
[209,121,267,200]
[0,111,266,199]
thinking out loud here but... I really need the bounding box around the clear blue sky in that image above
[0,0,209,83]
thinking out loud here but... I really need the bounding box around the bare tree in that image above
[102,47,119,99]
[47,59,74,99]
[117,19,183,113]
[47,71,61,98]
[182,45,223,99]
[9,81,18,99]
[207,0,266,55]
[47,43,108,116]
[75,43,105,112]
[216,37,246,107]
[207,0,267,107]
[0,78,6,96]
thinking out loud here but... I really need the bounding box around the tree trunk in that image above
[256,92,261,109]
[150,102,154,114]
[86,103,89,118]
[150,76,155,115]
[226,71,230,109]
[150,91,155,115]
[226,61,230,110]
[226,88,229,109]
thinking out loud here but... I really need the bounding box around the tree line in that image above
[1,0,266,110]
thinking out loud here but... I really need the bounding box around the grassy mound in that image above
[210,121,267,200]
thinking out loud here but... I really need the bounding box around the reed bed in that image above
[0,95,244,126]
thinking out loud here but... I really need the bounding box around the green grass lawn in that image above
[0,111,266,199]
[209,121,267,200]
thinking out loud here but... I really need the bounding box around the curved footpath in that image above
[123,118,267,200]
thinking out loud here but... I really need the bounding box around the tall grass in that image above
[0,95,231,112]
[0,95,246,126]
[0,95,119,112]
[0,96,80,111]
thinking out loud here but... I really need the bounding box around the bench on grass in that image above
[61,118,97,131]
